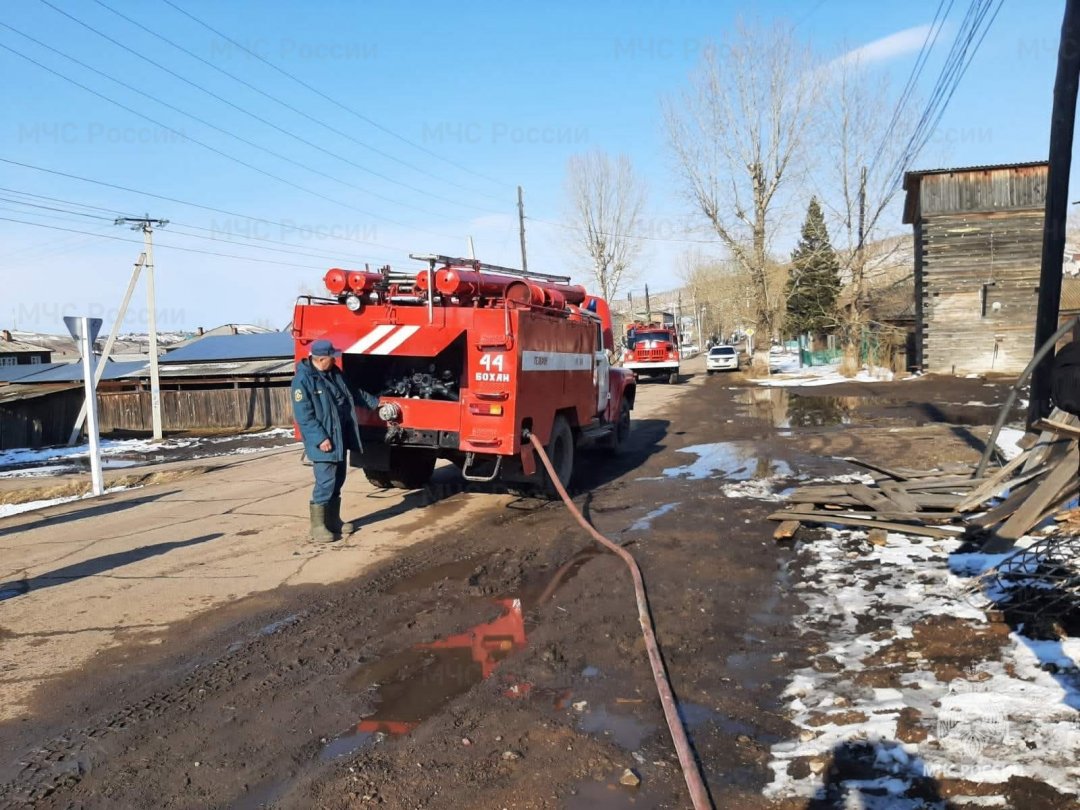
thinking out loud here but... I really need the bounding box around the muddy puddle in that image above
[737,388,861,429]
[661,442,793,481]
[736,386,1006,429]
[319,548,606,766]
[578,705,653,749]
[565,778,660,809]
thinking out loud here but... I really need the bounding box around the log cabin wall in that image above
[903,163,1048,375]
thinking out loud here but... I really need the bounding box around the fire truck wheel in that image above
[540,416,574,498]
[387,448,437,489]
[364,449,436,490]
[604,399,631,454]
[667,371,680,384]
[363,468,394,489]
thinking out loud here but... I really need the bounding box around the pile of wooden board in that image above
[769,416,1080,553]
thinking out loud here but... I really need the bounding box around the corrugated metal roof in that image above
[161,332,293,364]
[154,359,295,378]
[0,363,67,383]
[19,360,148,383]
[903,161,1049,224]
[0,338,52,354]
[0,383,80,405]
[903,161,1049,182]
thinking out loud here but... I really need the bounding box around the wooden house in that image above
[0,330,52,367]
[902,162,1048,374]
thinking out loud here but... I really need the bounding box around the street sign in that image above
[63,315,103,344]
[745,327,756,337]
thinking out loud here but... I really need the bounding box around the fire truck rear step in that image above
[461,452,503,482]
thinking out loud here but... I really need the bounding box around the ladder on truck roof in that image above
[409,253,572,285]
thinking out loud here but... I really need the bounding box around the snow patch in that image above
[994,427,1027,462]
[0,485,142,518]
[758,363,896,388]
[0,428,297,477]
[663,442,792,481]
[627,502,680,532]
[766,528,1080,804]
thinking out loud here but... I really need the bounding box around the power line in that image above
[865,0,955,180]
[14,10,487,221]
[88,0,506,205]
[888,0,1002,184]
[30,2,501,216]
[0,215,343,270]
[0,196,113,222]
[160,0,507,188]
[0,40,435,233]
[793,0,829,30]
[0,157,410,253]
[527,215,720,245]
[1,21,478,221]
[0,189,394,264]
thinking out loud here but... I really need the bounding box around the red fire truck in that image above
[292,255,636,495]
[622,316,682,384]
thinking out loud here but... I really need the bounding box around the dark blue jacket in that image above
[290,359,378,462]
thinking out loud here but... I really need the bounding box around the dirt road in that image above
[0,364,1071,808]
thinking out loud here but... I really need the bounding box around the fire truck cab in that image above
[292,255,636,496]
[622,317,682,384]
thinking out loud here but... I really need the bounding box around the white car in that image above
[706,345,739,373]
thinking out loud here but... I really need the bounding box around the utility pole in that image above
[116,215,168,441]
[644,284,652,323]
[1031,0,1080,424]
[857,166,867,295]
[677,291,683,340]
[516,186,528,273]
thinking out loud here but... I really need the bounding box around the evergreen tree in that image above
[785,197,841,337]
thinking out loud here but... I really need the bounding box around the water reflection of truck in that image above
[622,315,682,384]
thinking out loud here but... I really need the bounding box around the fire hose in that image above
[527,433,714,810]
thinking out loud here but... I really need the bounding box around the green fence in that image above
[799,347,843,366]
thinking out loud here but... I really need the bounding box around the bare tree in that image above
[665,21,816,358]
[681,251,754,346]
[563,151,647,303]
[816,51,917,335]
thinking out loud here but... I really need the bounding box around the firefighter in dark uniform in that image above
[291,339,379,543]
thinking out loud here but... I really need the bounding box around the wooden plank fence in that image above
[97,387,293,433]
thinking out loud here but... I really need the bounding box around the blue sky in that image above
[0,0,1069,334]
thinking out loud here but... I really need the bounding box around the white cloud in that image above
[831,24,935,70]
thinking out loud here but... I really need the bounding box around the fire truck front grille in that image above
[637,348,668,361]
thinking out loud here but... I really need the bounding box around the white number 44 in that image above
[479,353,504,371]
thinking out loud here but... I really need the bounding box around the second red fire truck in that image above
[622,316,682,385]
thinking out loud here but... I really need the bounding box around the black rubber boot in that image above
[308,503,336,543]
[326,497,355,537]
